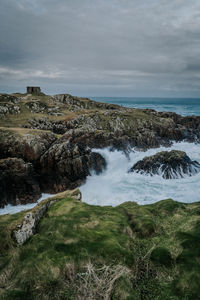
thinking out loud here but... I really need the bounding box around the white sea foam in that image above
[80,142,200,206]
[0,193,53,215]
[1,142,200,215]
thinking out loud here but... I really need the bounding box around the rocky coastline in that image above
[1,92,200,208]
[0,92,200,300]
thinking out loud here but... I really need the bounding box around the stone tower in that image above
[27,87,41,95]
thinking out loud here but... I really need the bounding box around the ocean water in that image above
[80,142,200,206]
[0,194,53,215]
[91,97,200,116]
[79,97,200,206]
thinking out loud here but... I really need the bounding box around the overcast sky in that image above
[0,0,200,97]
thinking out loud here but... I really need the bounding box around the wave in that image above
[80,141,200,206]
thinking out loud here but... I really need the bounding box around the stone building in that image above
[27,87,41,94]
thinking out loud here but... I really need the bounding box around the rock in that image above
[0,129,106,201]
[0,129,57,162]
[53,94,120,111]
[89,152,107,175]
[0,94,19,103]
[39,142,106,193]
[25,101,47,113]
[0,158,41,208]
[129,150,200,179]
[22,94,200,149]
[13,189,82,245]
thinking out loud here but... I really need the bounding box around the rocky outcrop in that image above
[1,92,200,207]
[13,189,82,245]
[129,150,200,179]
[89,152,107,175]
[0,129,57,162]
[26,117,67,133]
[0,158,41,208]
[0,129,106,206]
[26,109,200,150]
[0,104,20,116]
[0,94,21,117]
[39,142,106,193]
[0,94,19,103]
[53,94,120,111]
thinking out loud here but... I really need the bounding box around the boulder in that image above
[0,158,41,208]
[129,150,200,179]
[39,142,107,193]
[0,130,57,162]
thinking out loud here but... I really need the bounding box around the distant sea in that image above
[90,97,200,116]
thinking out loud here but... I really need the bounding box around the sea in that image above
[80,97,200,206]
[90,97,200,116]
[1,97,200,215]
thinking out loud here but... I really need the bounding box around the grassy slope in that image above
[0,197,200,300]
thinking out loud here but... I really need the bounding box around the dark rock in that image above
[39,142,106,193]
[0,129,106,203]
[129,150,200,179]
[0,130,57,162]
[0,158,41,208]
[89,152,107,175]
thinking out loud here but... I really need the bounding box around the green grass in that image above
[0,197,200,299]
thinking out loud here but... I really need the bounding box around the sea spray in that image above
[80,142,200,206]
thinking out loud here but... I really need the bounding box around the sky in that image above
[0,0,200,97]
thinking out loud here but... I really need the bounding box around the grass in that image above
[0,92,172,139]
[0,196,200,299]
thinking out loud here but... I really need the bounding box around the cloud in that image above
[0,0,200,96]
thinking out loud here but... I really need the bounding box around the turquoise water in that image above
[91,97,200,116]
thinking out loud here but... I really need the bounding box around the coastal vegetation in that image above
[0,195,200,299]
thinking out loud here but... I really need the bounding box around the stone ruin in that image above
[26,86,41,95]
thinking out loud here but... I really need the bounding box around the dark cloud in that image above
[0,0,200,96]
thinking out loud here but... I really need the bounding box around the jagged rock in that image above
[89,152,107,174]
[1,92,200,207]
[129,150,200,179]
[39,142,106,193]
[25,101,47,113]
[27,117,67,133]
[21,94,200,149]
[0,94,19,103]
[0,129,106,201]
[0,158,41,208]
[0,130,57,162]
[53,94,120,111]
[0,104,20,116]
